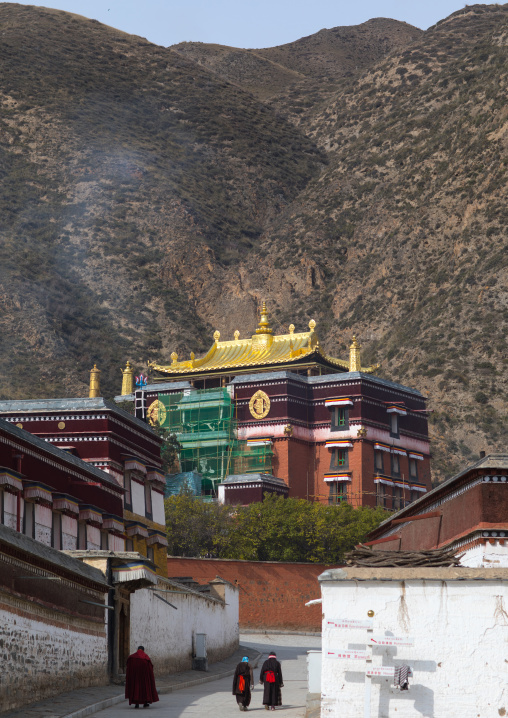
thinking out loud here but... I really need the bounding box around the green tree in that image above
[165,492,388,563]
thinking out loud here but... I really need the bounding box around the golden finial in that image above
[234,330,240,341]
[255,300,273,335]
[171,351,178,365]
[288,324,295,335]
[89,364,101,398]
[349,335,361,372]
[190,351,195,361]
[120,360,134,396]
[309,319,316,331]
[213,330,220,343]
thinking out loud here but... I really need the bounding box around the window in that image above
[124,472,132,510]
[125,538,134,552]
[391,453,400,476]
[390,413,399,437]
[147,545,155,563]
[330,449,349,470]
[144,482,152,519]
[328,482,348,504]
[51,511,62,550]
[410,490,418,504]
[331,407,349,432]
[374,451,384,472]
[23,502,35,538]
[393,487,402,511]
[78,521,87,550]
[0,489,3,525]
[376,482,390,508]
[100,530,109,550]
[409,459,418,480]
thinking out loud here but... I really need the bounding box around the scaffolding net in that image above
[156,388,273,495]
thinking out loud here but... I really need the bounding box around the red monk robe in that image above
[125,647,159,707]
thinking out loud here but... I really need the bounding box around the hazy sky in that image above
[6,1,507,48]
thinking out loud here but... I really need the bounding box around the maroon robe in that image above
[125,649,159,706]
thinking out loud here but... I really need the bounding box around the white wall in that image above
[62,514,77,549]
[319,568,508,718]
[130,578,239,675]
[131,480,145,516]
[152,489,165,525]
[3,492,17,530]
[35,504,52,544]
[0,595,108,712]
[460,541,508,567]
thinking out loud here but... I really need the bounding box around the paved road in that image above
[90,633,321,717]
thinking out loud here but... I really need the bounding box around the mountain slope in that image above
[0,3,506,482]
[0,3,323,397]
[172,19,422,119]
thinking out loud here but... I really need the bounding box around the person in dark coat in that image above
[259,651,283,711]
[125,645,159,709]
[232,655,254,711]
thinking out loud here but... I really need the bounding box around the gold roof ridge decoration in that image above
[148,302,379,377]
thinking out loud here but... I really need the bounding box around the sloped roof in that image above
[149,304,376,378]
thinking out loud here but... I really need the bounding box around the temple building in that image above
[122,304,432,507]
[0,370,168,576]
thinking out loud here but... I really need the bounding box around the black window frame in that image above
[409,458,418,480]
[374,450,384,472]
[51,511,62,550]
[391,453,401,477]
[23,501,36,539]
[330,449,349,470]
[331,406,349,432]
[389,412,399,438]
[328,481,349,505]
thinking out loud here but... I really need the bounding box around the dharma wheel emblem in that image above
[147,399,167,426]
[249,390,270,420]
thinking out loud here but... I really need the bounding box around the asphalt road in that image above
[90,633,322,717]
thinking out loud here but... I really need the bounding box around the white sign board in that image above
[369,636,414,647]
[327,650,369,661]
[327,619,373,629]
[366,667,396,677]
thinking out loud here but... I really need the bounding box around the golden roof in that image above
[149,303,378,377]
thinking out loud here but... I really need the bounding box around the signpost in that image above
[327,618,414,718]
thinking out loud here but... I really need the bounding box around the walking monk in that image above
[232,655,254,711]
[259,651,283,711]
[125,645,159,709]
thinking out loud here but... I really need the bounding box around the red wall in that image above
[167,556,331,631]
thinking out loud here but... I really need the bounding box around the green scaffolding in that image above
[157,388,273,495]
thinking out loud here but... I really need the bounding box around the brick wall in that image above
[167,556,330,631]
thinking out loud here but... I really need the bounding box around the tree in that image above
[165,492,389,563]
[150,422,181,473]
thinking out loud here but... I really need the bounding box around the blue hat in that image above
[242,656,249,662]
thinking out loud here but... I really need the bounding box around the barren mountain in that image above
[0,3,507,482]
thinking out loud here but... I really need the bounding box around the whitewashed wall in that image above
[34,504,52,544]
[152,489,165,525]
[131,480,145,516]
[319,567,508,718]
[130,579,239,675]
[460,541,508,567]
[0,596,108,712]
[4,492,17,530]
[62,514,78,549]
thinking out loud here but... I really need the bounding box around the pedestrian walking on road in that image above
[125,645,159,709]
[232,655,254,711]
[259,651,283,711]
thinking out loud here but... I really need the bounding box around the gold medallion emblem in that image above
[147,400,167,426]
[58,421,66,430]
[249,390,270,419]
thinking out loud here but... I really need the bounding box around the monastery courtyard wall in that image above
[166,556,329,631]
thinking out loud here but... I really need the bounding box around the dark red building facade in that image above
[365,453,508,566]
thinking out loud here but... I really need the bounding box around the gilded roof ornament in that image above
[349,335,361,372]
[309,319,316,331]
[171,351,178,365]
[255,301,273,335]
[190,352,195,361]
[120,360,134,396]
[89,364,101,398]
[213,330,220,343]
[289,324,295,335]
[234,330,240,341]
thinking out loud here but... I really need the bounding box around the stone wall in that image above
[0,590,107,712]
[319,566,508,718]
[166,556,327,631]
[129,577,239,674]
